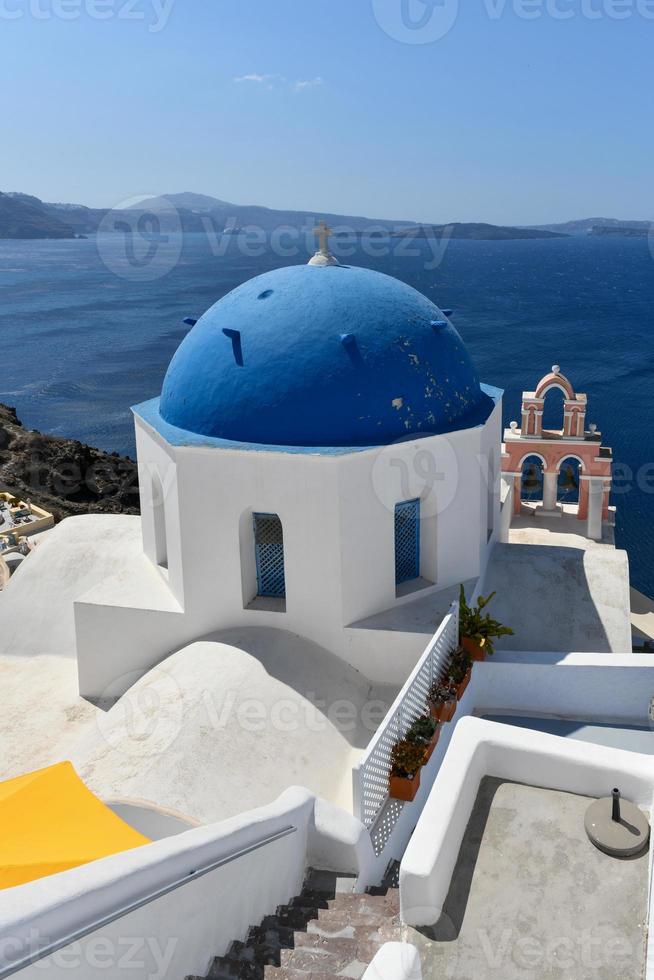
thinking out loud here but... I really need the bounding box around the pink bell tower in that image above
[502,365,613,540]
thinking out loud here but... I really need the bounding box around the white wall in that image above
[499,474,515,544]
[136,427,184,607]
[76,405,502,698]
[472,651,654,723]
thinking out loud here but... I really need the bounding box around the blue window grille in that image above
[395,499,420,585]
[253,513,286,598]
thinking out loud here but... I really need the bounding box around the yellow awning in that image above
[0,762,150,889]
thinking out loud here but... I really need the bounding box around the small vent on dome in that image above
[431,320,448,331]
[258,289,274,300]
[222,328,243,366]
[340,333,363,366]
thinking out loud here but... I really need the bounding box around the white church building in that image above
[0,232,648,980]
[75,240,503,701]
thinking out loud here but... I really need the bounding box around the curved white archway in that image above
[518,451,547,470]
[537,381,573,401]
[555,454,586,474]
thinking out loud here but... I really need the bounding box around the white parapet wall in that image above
[362,943,423,980]
[0,788,376,980]
[399,717,654,929]
[472,650,654,722]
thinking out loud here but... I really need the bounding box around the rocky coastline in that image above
[0,403,139,521]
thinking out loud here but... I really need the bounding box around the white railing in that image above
[352,600,460,830]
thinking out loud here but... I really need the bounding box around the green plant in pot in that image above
[448,646,473,700]
[406,713,440,762]
[427,678,458,723]
[389,739,425,801]
[459,585,514,660]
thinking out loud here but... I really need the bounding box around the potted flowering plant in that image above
[427,678,458,723]
[389,739,425,801]
[448,646,473,700]
[459,585,514,660]
[405,714,440,762]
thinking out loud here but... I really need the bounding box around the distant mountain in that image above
[392,222,567,241]
[2,189,649,243]
[527,217,651,236]
[589,225,649,238]
[129,191,235,212]
[0,192,76,240]
[126,193,419,234]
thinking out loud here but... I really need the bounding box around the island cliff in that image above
[0,404,139,521]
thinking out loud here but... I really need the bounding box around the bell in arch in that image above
[560,465,579,492]
[522,463,542,491]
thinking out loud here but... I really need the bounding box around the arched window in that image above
[542,386,566,433]
[557,457,581,506]
[520,455,544,504]
[151,472,168,570]
[253,513,286,598]
[395,499,420,585]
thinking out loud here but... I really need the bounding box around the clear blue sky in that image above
[1,0,651,224]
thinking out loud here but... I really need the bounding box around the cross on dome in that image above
[308,219,340,267]
[314,220,333,253]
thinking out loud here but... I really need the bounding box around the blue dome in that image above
[159,264,492,448]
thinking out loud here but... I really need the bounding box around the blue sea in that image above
[1,233,653,598]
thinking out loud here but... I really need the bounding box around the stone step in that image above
[205,956,265,980]
[281,943,370,980]
[263,967,337,980]
[303,869,357,896]
[306,914,401,941]
[245,923,296,950]
[266,907,320,931]
[278,943,364,975]
[289,892,331,910]
[292,933,356,953]
[185,870,395,980]
[224,940,284,969]
[327,893,399,916]
[287,933,387,969]
[316,908,386,927]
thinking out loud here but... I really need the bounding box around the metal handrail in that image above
[0,825,297,979]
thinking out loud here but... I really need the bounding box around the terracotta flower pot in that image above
[461,635,486,661]
[454,668,472,701]
[429,698,457,723]
[422,726,441,763]
[389,769,421,802]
